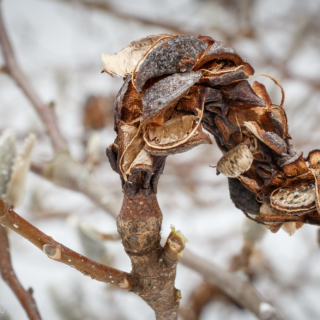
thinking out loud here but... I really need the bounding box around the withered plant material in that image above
[101,34,170,77]
[141,71,202,124]
[216,143,253,177]
[134,35,208,92]
[228,177,260,216]
[193,40,254,76]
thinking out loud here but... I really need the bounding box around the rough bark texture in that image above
[117,191,182,319]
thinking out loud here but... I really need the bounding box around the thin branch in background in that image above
[181,249,286,320]
[0,7,67,153]
[0,226,42,320]
[55,0,198,36]
[0,198,133,290]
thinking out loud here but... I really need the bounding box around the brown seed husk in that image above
[216,143,253,178]
[270,183,316,214]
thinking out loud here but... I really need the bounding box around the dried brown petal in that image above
[102,34,169,77]
[216,143,253,178]
[141,71,202,124]
[228,81,265,108]
[244,121,287,154]
[270,183,316,214]
[134,36,207,92]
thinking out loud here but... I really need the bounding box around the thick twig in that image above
[0,226,42,320]
[0,198,133,290]
[181,249,286,320]
[0,7,67,152]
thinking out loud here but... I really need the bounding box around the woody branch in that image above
[0,6,67,153]
[0,197,133,290]
[0,226,42,320]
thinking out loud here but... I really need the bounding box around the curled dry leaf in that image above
[102,34,169,77]
[0,129,16,197]
[134,35,208,92]
[5,133,36,208]
[216,143,253,178]
[141,71,202,124]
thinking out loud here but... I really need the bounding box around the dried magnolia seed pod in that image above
[216,143,253,178]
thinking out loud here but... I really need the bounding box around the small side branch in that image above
[181,249,286,320]
[0,198,133,290]
[0,6,67,152]
[0,226,42,320]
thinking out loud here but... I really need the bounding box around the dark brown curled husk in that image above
[113,76,131,130]
[227,81,265,108]
[113,75,143,131]
[199,70,248,87]
[106,143,120,173]
[150,156,167,194]
[141,71,202,124]
[144,131,212,156]
[205,100,229,117]
[193,40,254,76]
[135,35,208,93]
[228,177,261,215]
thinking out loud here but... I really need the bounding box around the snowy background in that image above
[1,0,320,319]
